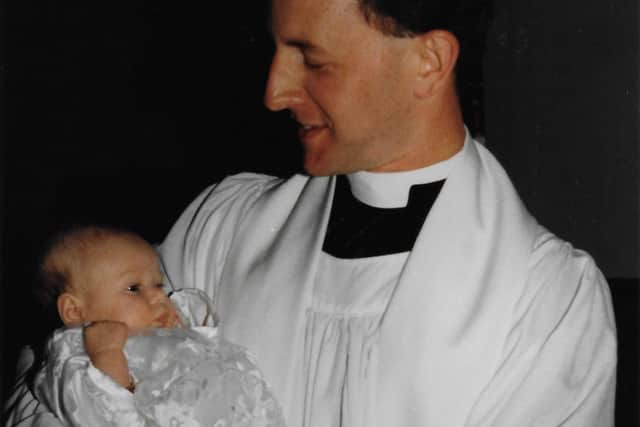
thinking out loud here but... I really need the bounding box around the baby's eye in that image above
[127,284,141,293]
[156,283,168,292]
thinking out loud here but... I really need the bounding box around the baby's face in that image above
[76,236,179,330]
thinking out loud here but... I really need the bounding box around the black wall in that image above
[485,0,639,279]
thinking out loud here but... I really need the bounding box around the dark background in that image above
[1,0,638,424]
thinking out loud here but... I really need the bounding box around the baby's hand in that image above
[83,321,132,389]
[83,320,128,358]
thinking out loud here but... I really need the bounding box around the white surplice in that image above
[3,136,617,427]
[159,136,616,426]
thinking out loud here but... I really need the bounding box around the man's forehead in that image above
[269,0,361,41]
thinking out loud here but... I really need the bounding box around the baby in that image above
[32,225,285,427]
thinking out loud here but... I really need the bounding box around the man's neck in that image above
[372,87,466,172]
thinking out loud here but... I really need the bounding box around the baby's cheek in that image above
[168,303,181,328]
[121,302,151,328]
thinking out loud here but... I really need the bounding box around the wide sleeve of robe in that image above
[158,173,282,300]
[465,228,617,426]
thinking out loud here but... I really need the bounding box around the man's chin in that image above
[304,160,361,177]
[302,142,362,176]
[302,166,332,177]
[302,148,332,176]
[303,153,338,177]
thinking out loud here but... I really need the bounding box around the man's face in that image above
[76,236,179,330]
[265,0,419,175]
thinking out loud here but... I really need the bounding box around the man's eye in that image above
[303,58,324,70]
[127,284,141,293]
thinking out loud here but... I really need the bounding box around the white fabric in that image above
[27,290,285,427]
[3,138,617,427]
[346,147,458,208]
[160,137,615,426]
[305,253,405,427]
[302,155,452,426]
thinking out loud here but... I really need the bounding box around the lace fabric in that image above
[33,289,286,427]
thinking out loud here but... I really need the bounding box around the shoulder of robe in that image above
[209,172,284,201]
[197,172,309,210]
[516,226,615,328]
[168,172,313,254]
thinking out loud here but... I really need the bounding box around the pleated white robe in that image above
[4,137,616,427]
[158,137,617,426]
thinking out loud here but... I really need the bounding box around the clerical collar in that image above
[346,144,464,208]
[323,137,467,258]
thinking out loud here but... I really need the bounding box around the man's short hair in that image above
[357,0,493,111]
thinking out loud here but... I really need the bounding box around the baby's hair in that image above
[33,224,148,313]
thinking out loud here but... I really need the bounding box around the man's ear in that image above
[412,30,459,98]
[57,292,86,326]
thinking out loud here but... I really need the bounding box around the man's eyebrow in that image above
[284,39,324,52]
[265,19,326,53]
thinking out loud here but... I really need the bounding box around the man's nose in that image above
[264,50,304,112]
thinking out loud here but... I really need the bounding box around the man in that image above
[4,0,617,426]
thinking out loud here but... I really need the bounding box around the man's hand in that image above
[83,321,132,391]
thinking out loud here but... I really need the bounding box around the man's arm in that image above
[158,174,278,298]
[466,233,617,426]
